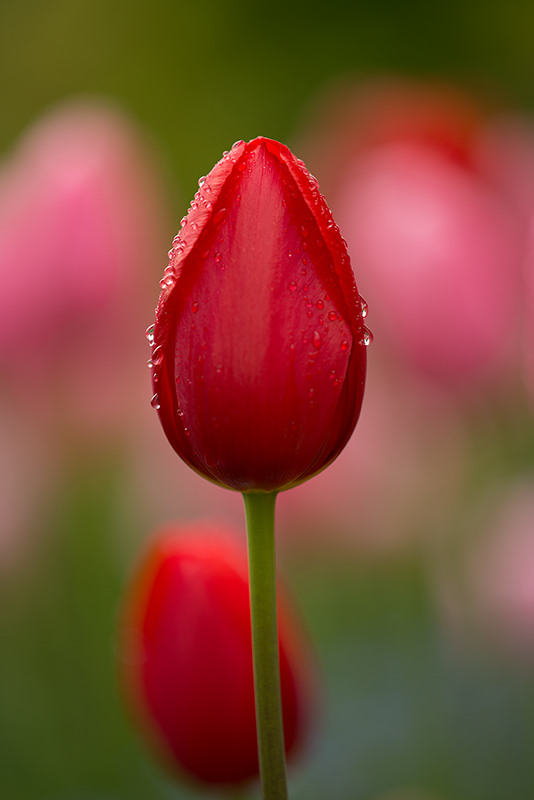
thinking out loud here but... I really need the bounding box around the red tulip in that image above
[119,524,312,786]
[149,137,367,492]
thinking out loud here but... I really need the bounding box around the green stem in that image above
[243,491,288,800]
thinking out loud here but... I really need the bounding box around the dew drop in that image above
[360,296,369,318]
[301,225,308,237]
[328,311,338,321]
[145,325,155,345]
[362,326,373,346]
[180,216,187,228]
[288,281,297,292]
[232,140,245,149]
[340,340,349,351]
[312,331,321,349]
[198,176,206,187]
[214,253,222,263]
[213,207,227,225]
[150,393,160,410]
[191,301,199,313]
[316,299,324,310]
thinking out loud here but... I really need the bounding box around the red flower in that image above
[149,137,367,492]
[119,524,313,786]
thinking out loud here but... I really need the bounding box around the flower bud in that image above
[119,524,313,786]
[149,137,367,492]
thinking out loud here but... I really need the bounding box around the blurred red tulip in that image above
[300,78,529,399]
[119,524,312,786]
[149,137,367,492]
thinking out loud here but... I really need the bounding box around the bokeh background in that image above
[2,1,534,799]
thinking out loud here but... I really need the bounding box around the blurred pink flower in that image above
[299,78,531,400]
[0,99,171,567]
[0,98,170,440]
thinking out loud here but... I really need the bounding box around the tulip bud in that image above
[119,524,312,786]
[148,137,367,492]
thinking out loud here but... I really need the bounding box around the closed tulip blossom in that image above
[149,136,368,493]
[119,524,312,786]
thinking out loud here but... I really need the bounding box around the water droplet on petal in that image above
[145,325,155,345]
[288,281,297,292]
[213,208,227,225]
[191,301,199,313]
[150,393,160,410]
[360,296,369,318]
[362,326,373,346]
[312,331,321,349]
[340,340,349,351]
[232,140,245,149]
[328,311,338,321]
[316,299,324,310]
[198,176,206,187]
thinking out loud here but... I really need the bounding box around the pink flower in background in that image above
[0,100,170,567]
[0,99,170,437]
[299,78,531,399]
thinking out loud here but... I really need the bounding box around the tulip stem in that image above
[243,491,288,800]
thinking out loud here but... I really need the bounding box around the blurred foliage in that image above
[2,0,534,201]
[2,1,534,799]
